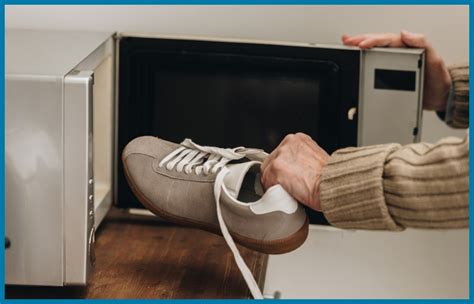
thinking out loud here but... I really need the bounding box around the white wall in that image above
[6,5,469,142]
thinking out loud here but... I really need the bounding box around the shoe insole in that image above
[237,170,263,203]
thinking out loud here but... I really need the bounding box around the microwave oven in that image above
[5,29,424,286]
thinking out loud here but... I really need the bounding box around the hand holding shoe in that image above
[261,133,330,211]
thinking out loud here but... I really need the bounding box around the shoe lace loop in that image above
[158,138,264,175]
[214,167,265,299]
[159,138,266,299]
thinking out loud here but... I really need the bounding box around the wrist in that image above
[310,160,329,212]
[423,56,452,111]
[310,181,322,211]
[434,60,452,111]
[443,82,456,124]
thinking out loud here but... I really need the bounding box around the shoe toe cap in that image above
[122,136,178,160]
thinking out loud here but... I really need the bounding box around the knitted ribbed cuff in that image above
[320,144,403,231]
[448,64,469,128]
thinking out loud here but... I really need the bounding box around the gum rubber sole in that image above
[122,156,309,255]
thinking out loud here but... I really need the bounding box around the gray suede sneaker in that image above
[122,136,309,298]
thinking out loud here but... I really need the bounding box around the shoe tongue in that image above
[224,161,261,199]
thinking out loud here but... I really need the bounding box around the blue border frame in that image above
[1,2,5,301]
[0,0,471,4]
[469,1,472,301]
[0,2,471,303]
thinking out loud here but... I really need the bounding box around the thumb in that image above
[400,30,429,48]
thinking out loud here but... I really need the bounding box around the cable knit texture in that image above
[320,65,469,230]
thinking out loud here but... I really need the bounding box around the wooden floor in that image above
[6,208,268,299]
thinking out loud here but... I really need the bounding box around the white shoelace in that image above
[159,139,265,299]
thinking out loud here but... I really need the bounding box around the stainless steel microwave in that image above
[5,29,424,286]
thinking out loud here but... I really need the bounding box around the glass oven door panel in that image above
[142,54,339,152]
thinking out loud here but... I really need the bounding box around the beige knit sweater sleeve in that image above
[320,65,469,230]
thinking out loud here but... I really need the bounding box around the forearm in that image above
[319,132,469,230]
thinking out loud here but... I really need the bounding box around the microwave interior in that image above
[116,36,360,224]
